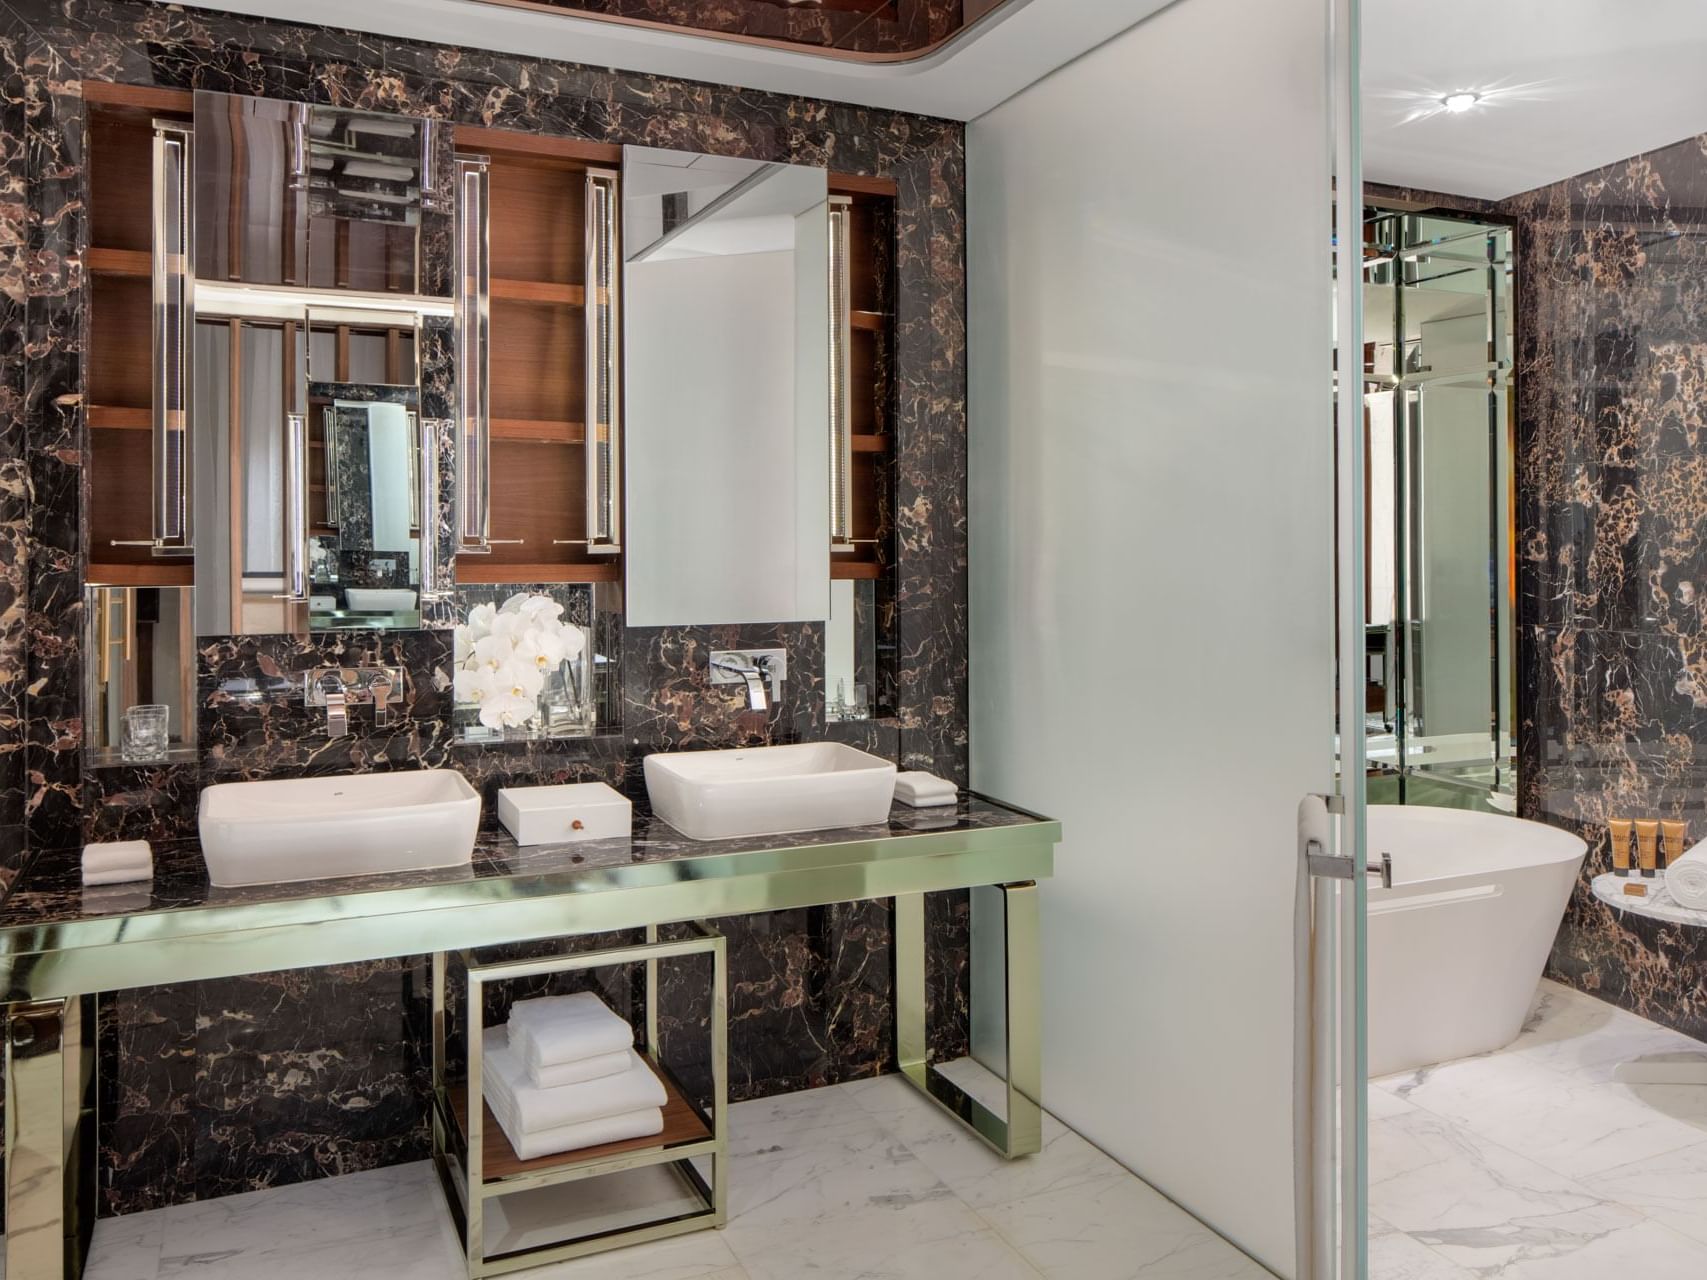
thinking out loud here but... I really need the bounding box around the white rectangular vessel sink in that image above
[643,743,898,841]
[199,770,481,887]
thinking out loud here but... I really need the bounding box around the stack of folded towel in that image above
[894,771,957,808]
[484,992,666,1160]
[82,840,153,886]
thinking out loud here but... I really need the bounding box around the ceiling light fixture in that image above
[1441,92,1480,114]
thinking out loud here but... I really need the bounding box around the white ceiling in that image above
[173,0,1172,122]
[1363,0,1707,201]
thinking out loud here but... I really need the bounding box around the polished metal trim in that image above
[192,279,456,320]
[455,156,493,553]
[275,411,309,603]
[895,883,1042,1159]
[151,122,195,554]
[828,197,854,553]
[441,925,728,1273]
[0,820,1058,999]
[583,168,622,556]
[420,416,451,601]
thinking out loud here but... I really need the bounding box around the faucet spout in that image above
[711,658,770,712]
[320,673,349,738]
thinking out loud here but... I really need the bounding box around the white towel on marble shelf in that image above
[894,772,956,807]
[510,1033,632,1090]
[1666,841,1707,912]
[506,992,634,1068]
[489,1096,663,1161]
[81,840,153,886]
[482,1029,665,1134]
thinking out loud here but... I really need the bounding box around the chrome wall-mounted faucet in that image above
[317,671,349,738]
[709,649,787,713]
[304,666,404,735]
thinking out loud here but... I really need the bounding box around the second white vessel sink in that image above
[643,743,898,841]
[199,770,481,886]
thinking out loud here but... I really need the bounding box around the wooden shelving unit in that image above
[456,126,621,587]
[831,178,898,584]
[86,97,194,586]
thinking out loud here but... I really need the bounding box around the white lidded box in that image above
[498,782,632,846]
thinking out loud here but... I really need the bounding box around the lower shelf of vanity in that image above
[442,1054,714,1187]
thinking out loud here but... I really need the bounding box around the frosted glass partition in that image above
[622,146,830,627]
[968,0,1337,1270]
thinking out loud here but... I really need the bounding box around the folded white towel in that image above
[82,840,153,886]
[489,1097,663,1161]
[506,992,634,1068]
[1666,840,1707,912]
[482,1029,665,1134]
[510,1033,632,1090]
[894,772,956,807]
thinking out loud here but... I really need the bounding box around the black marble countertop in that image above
[0,794,1055,938]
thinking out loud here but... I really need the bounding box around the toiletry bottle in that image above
[1610,818,1633,877]
[1636,819,1660,879]
[1662,819,1687,872]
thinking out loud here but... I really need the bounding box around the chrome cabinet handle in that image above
[828,196,854,554]
[583,169,622,555]
[417,416,451,602]
[274,412,309,602]
[454,156,492,554]
[151,121,195,555]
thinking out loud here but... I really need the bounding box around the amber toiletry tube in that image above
[1662,820,1687,871]
[1636,819,1660,878]
[1610,818,1633,877]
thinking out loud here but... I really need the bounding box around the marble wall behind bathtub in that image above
[1,0,970,1219]
[1506,130,1707,1042]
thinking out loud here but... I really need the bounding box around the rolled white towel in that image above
[489,1097,663,1161]
[482,1029,665,1134]
[506,992,634,1068]
[895,772,956,808]
[512,1034,632,1090]
[82,840,153,886]
[1665,840,1707,912]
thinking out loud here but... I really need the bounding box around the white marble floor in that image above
[41,1063,1269,1280]
[1371,978,1707,1278]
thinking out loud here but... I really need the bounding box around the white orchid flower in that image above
[519,625,568,671]
[497,658,545,702]
[471,633,512,673]
[560,622,587,660]
[454,664,501,705]
[453,623,475,666]
[465,602,497,639]
[502,592,565,625]
[478,690,537,729]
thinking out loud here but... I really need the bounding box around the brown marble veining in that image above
[1498,134,1707,1043]
[471,0,972,57]
[0,0,973,1219]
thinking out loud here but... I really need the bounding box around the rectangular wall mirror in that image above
[621,146,830,627]
[193,90,451,296]
[193,304,435,635]
[84,586,196,761]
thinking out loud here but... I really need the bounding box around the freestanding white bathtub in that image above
[1366,805,1587,1078]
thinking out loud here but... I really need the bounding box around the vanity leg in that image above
[894,885,1042,1159]
[5,997,96,1280]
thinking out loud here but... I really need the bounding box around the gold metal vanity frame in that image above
[0,807,1056,1280]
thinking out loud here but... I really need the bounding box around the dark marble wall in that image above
[1,0,970,1217]
[493,0,967,56]
[1505,133,1707,1041]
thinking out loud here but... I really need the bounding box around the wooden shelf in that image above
[492,418,585,445]
[448,1057,710,1183]
[90,404,151,430]
[491,278,585,306]
[87,246,151,277]
[850,310,888,332]
[87,562,193,586]
[456,561,620,585]
[851,434,888,454]
[831,561,883,581]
